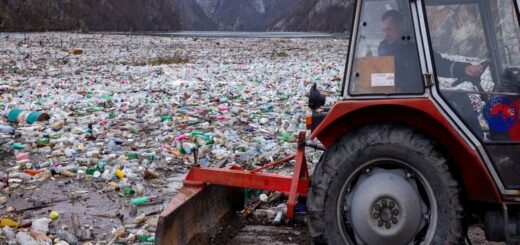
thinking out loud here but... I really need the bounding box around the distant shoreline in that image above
[102,31,350,39]
[0,31,350,39]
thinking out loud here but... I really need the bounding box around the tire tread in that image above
[307,123,463,245]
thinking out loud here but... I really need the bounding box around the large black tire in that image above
[307,123,463,244]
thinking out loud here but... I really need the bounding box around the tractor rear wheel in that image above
[307,123,463,244]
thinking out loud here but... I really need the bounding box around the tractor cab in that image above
[342,0,520,187]
[305,0,520,243]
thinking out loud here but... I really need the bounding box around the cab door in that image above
[422,0,520,189]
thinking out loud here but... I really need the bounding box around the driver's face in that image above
[381,18,404,44]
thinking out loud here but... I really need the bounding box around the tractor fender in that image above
[310,98,501,203]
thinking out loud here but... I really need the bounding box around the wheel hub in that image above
[372,198,400,228]
[344,168,428,245]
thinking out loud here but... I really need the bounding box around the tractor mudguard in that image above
[310,98,501,203]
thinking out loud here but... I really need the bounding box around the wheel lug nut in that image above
[378,220,383,227]
[373,213,379,219]
[385,222,391,229]
[375,204,381,211]
[381,200,387,206]
[389,201,394,208]
[392,217,398,224]
[393,209,399,215]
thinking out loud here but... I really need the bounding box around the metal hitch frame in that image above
[155,132,311,244]
[182,131,310,218]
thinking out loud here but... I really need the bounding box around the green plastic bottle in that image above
[36,137,50,146]
[191,130,204,136]
[96,161,106,171]
[130,197,149,205]
[123,186,135,197]
[125,152,139,159]
[138,235,155,242]
[85,168,96,176]
[160,115,172,122]
[12,143,25,150]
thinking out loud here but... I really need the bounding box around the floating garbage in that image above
[49,210,59,220]
[7,108,50,124]
[0,218,18,227]
[68,49,83,55]
[31,218,52,233]
[0,32,344,242]
[0,125,15,135]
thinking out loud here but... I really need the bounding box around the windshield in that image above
[347,0,424,95]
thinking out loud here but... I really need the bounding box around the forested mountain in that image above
[0,0,354,32]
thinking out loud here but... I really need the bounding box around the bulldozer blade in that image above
[155,184,242,245]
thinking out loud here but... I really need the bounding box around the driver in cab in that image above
[378,10,483,89]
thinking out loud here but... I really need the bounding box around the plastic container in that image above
[130,196,162,206]
[31,218,51,233]
[0,218,18,227]
[0,125,15,135]
[138,235,156,243]
[7,108,50,124]
[114,169,126,179]
[11,143,25,150]
[49,210,59,220]
[123,186,135,197]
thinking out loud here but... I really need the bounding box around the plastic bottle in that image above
[97,161,106,171]
[0,125,15,135]
[138,235,156,243]
[101,169,113,180]
[36,136,50,146]
[107,140,119,152]
[11,143,25,149]
[130,196,162,206]
[125,151,139,159]
[273,203,287,224]
[134,183,145,196]
[114,169,126,179]
[0,218,18,227]
[123,186,135,197]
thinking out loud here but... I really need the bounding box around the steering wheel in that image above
[451,60,489,92]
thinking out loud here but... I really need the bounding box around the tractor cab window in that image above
[425,0,520,188]
[348,0,424,95]
[424,0,520,142]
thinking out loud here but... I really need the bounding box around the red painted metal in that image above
[183,132,310,218]
[250,155,296,173]
[310,99,502,203]
[287,132,309,218]
[183,167,309,196]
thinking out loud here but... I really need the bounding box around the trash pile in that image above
[0,32,347,243]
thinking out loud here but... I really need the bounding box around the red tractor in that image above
[156,0,520,244]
